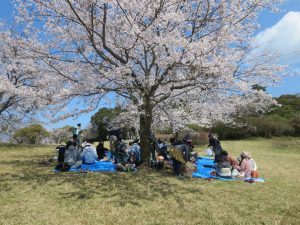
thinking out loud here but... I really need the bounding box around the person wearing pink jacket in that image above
[236,151,254,178]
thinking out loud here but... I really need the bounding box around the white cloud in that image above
[255,11,300,66]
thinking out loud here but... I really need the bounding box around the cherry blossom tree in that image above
[14,0,285,159]
[50,126,73,144]
[0,22,67,139]
[0,24,43,135]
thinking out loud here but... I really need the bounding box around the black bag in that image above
[55,163,71,172]
[57,146,66,163]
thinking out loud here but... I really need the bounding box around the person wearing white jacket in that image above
[81,139,98,164]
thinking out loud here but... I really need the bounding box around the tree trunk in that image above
[139,104,153,162]
[174,131,179,140]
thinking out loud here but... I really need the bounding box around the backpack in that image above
[182,162,196,177]
[169,145,185,163]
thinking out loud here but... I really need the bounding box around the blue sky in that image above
[256,1,300,97]
[1,1,300,129]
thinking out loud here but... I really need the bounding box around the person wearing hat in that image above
[81,139,98,164]
[236,151,254,178]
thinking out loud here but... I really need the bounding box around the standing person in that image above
[169,138,185,176]
[180,137,195,177]
[208,131,223,162]
[96,141,108,160]
[72,123,82,145]
[81,139,98,164]
[181,137,192,162]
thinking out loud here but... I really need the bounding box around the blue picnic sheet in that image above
[54,161,116,173]
[192,157,265,182]
[192,157,236,180]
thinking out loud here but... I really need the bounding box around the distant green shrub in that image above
[14,124,49,144]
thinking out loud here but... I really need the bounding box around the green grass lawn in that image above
[0,138,300,225]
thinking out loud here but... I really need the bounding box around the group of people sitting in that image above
[55,137,99,171]
[55,134,142,172]
[208,132,258,179]
[54,129,259,179]
[146,133,259,179]
[109,139,142,172]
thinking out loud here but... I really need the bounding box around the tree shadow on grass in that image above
[0,157,205,206]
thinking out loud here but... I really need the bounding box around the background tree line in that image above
[10,94,300,145]
[211,94,300,139]
[90,94,300,143]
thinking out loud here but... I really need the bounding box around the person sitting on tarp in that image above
[223,151,238,168]
[208,131,224,163]
[115,142,137,172]
[96,141,108,160]
[235,151,254,178]
[215,150,232,178]
[81,139,98,164]
[55,140,81,171]
[236,152,259,178]
[114,142,129,171]
[128,139,141,165]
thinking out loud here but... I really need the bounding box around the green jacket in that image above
[115,151,129,165]
[169,146,185,163]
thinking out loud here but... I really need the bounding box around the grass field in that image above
[0,137,300,225]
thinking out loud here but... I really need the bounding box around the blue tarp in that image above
[80,161,116,172]
[54,161,116,173]
[192,157,265,182]
[192,157,237,180]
